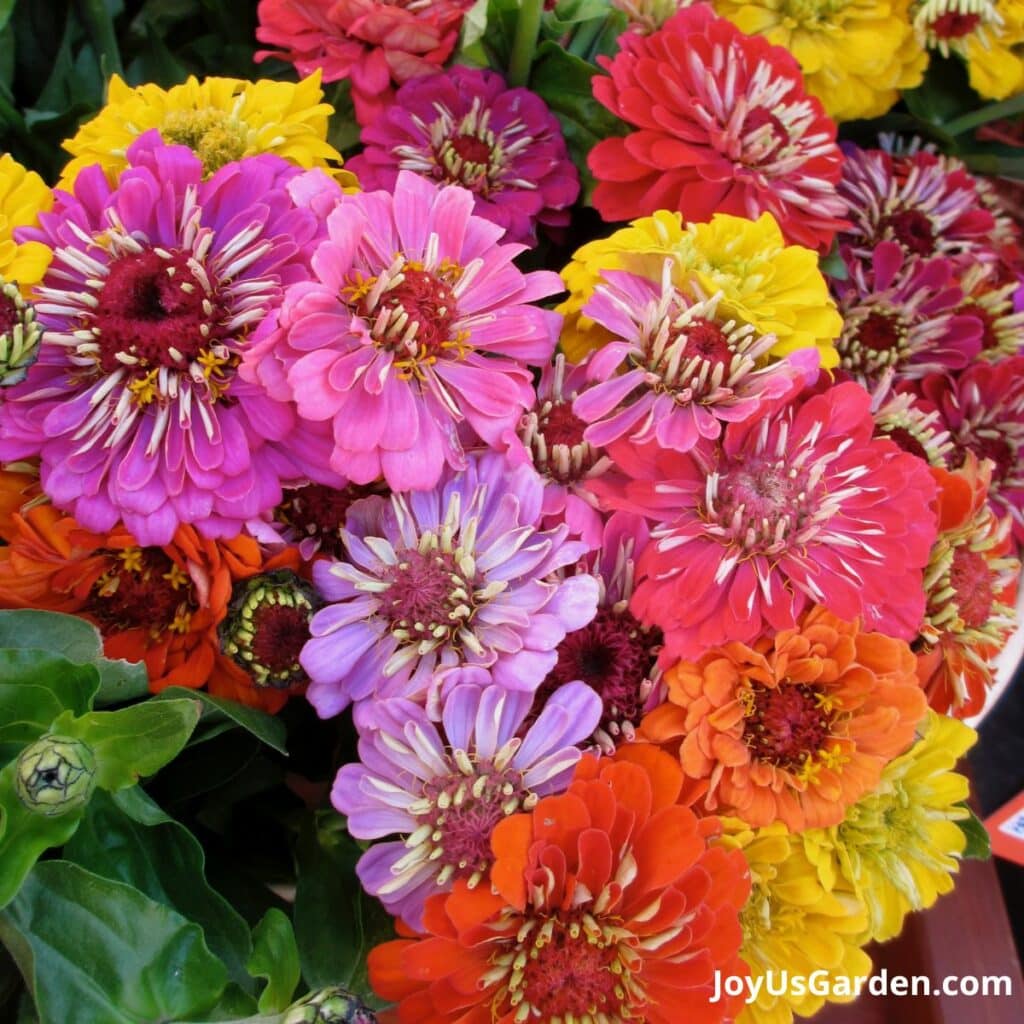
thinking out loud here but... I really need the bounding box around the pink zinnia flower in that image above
[347,66,579,245]
[592,382,938,662]
[830,241,982,385]
[0,134,341,545]
[334,681,601,928]
[255,0,473,126]
[243,171,561,492]
[588,5,847,251]
[574,262,820,453]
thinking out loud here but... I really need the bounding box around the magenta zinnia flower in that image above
[831,241,982,385]
[0,134,341,545]
[334,681,601,928]
[593,382,938,662]
[301,452,600,718]
[348,66,579,245]
[242,170,563,493]
[575,262,820,453]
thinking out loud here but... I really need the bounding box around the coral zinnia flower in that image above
[643,607,928,831]
[558,209,842,367]
[0,153,52,289]
[916,454,1019,717]
[369,747,751,1024]
[831,241,982,385]
[589,6,846,252]
[255,0,473,126]
[0,471,301,712]
[242,170,562,492]
[58,73,347,190]
[348,65,579,245]
[0,135,342,546]
[301,452,599,718]
[714,0,925,121]
[594,382,937,660]
[801,710,976,944]
[334,681,601,927]
[576,261,820,453]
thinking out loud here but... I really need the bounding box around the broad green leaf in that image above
[957,804,992,860]
[248,909,300,1013]
[457,0,490,50]
[156,687,288,755]
[900,55,976,133]
[0,861,228,1023]
[544,0,612,31]
[0,0,16,35]
[64,789,256,994]
[55,698,202,791]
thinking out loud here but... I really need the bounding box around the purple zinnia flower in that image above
[300,451,600,718]
[334,681,601,928]
[574,261,819,454]
[241,169,563,493]
[347,66,579,245]
[0,133,343,545]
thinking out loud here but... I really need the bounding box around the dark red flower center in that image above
[541,401,588,448]
[857,311,906,354]
[0,291,18,335]
[677,318,734,370]
[277,482,383,559]
[249,604,313,676]
[450,133,493,166]
[743,682,834,769]
[884,425,930,462]
[931,11,981,37]
[950,546,996,629]
[879,209,937,257]
[956,435,1015,484]
[89,548,193,636]
[93,249,226,374]
[379,267,459,358]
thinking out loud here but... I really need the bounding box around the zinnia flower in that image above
[368,747,752,1024]
[594,381,938,660]
[801,710,976,943]
[532,512,665,752]
[57,73,347,190]
[724,820,872,1024]
[0,470,302,712]
[0,152,53,289]
[558,209,842,367]
[958,263,1024,361]
[642,606,928,831]
[916,454,1019,717]
[348,65,579,245]
[301,452,599,718]
[871,379,954,466]
[575,260,819,453]
[334,681,601,927]
[589,6,847,252]
[912,0,1006,58]
[242,170,562,492]
[0,135,343,546]
[830,241,982,385]
[960,0,1024,98]
[714,0,925,121]
[255,0,473,126]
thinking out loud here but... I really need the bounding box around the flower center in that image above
[741,682,836,770]
[884,426,930,461]
[839,309,909,376]
[949,546,995,629]
[781,0,848,23]
[955,435,1015,484]
[522,396,601,485]
[88,547,195,637]
[277,482,383,559]
[0,289,18,335]
[220,571,319,688]
[740,107,790,165]
[434,130,503,194]
[161,108,249,174]
[0,279,42,387]
[931,9,981,35]
[878,209,937,256]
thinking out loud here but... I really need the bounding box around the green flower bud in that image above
[0,278,43,387]
[283,987,377,1024]
[15,735,97,815]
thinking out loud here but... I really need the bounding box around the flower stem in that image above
[508,0,544,88]
[943,93,1024,138]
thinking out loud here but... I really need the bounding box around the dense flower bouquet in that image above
[0,0,1022,1022]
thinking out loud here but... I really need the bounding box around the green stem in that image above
[942,92,1024,138]
[76,0,124,80]
[507,0,544,88]
[567,15,605,59]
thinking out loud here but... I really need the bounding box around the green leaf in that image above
[156,687,288,755]
[0,0,16,34]
[56,698,202,791]
[248,910,300,1013]
[544,0,612,31]
[64,789,256,995]
[0,861,228,1023]
[820,242,848,282]
[957,803,992,860]
[900,55,976,134]
[294,814,394,1005]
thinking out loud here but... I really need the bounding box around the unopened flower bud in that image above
[0,278,42,387]
[283,986,377,1024]
[15,735,96,815]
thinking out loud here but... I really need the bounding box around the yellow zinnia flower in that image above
[961,0,1024,99]
[557,209,841,368]
[59,72,350,190]
[723,820,873,1024]
[0,153,53,290]
[801,710,976,943]
[713,0,927,121]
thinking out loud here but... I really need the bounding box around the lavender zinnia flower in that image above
[334,681,602,927]
[300,451,600,718]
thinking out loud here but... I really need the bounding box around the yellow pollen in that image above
[168,607,193,635]
[118,547,146,573]
[161,108,249,175]
[127,369,159,407]
[162,563,190,590]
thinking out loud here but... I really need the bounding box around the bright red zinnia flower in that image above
[588,4,847,251]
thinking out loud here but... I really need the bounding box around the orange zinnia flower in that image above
[641,606,928,831]
[0,469,302,712]
[368,746,750,1024]
[916,453,1019,718]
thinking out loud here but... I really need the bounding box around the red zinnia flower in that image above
[588,5,847,251]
